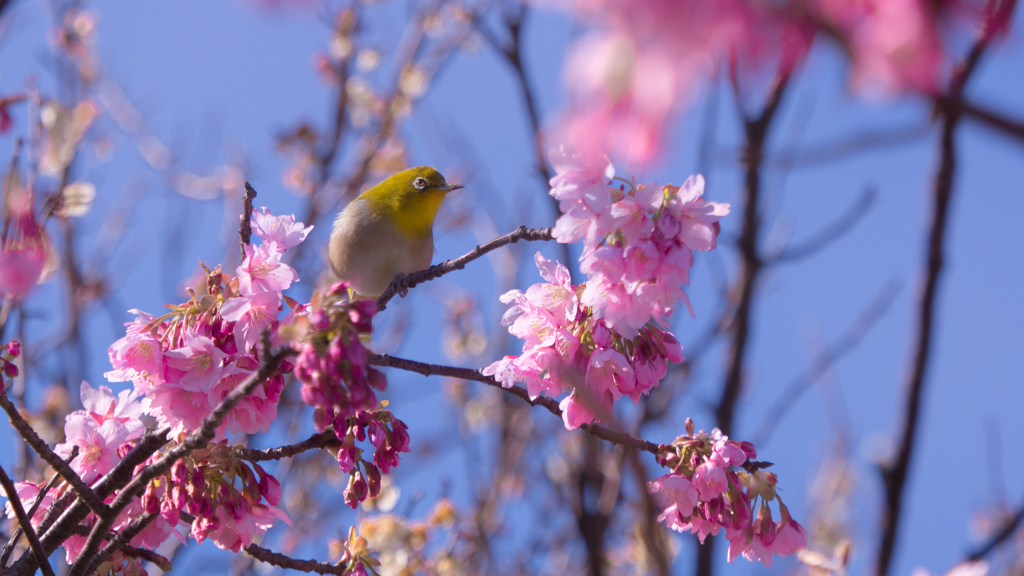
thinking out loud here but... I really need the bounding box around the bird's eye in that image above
[413,177,427,190]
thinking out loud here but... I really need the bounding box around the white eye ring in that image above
[413,177,427,190]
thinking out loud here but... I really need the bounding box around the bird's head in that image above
[359,166,463,238]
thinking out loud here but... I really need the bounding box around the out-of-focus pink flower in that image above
[548,147,615,214]
[236,243,298,296]
[250,207,313,250]
[0,191,48,300]
[3,481,53,526]
[220,291,281,353]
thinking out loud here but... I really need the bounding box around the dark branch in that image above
[0,463,54,576]
[938,96,1024,144]
[967,498,1024,560]
[367,353,660,454]
[873,5,1016,570]
[0,392,109,517]
[1,446,78,567]
[239,181,258,259]
[82,513,159,575]
[245,543,350,575]
[235,431,339,462]
[376,226,553,310]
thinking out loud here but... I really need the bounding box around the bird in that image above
[329,166,463,299]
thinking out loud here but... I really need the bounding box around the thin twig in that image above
[375,226,553,310]
[0,392,109,517]
[939,96,1024,145]
[0,463,54,576]
[966,497,1024,560]
[768,187,877,264]
[245,543,349,575]
[81,513,159,575]
[367,353,660,454]
[752,281,900,445]
[235,431,338,462]
[239,181,257,259]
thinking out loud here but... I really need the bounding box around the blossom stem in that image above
[367,353,660,454]
[375,226,553,310]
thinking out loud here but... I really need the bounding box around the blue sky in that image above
[1,0,1023,574]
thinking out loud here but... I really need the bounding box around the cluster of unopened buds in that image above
[336,409,411,508]
[141,443,288,553]
[291,281,386,432]
[487,150,727,429]
[0,340,20,381]
[647,419,807,567]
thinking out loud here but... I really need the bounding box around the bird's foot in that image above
[394,273,410,298]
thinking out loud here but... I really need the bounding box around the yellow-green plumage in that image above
[329,166,462,298]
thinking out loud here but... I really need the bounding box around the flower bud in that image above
[171,460,188,485]
[6,341,21,358]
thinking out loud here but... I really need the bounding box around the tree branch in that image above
[235,431,339,462]
[367,353,660,454]
[239,181,257,259]
[375,226,553,310]
[0,446,78,567]
[966,496,1024,560]
[874,5,1016,570]
[245,543,349,575]
[0,392,110,517]
[0,463,54,576]
[81,513,159,575]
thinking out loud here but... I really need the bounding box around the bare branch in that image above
[938,96,1024,144]
[81,513,159,575]
[239,181,257,259]
[235,431,338,462]
[376,226,553,310]
[0,462,54,576]
[367,353,660,454]
[245,543,349,575]
[967,496,1024,560]
[752,281,900,445]
[874,4,1016,570]
[768,187,876,264]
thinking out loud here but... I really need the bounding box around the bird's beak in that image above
[437,183,464,193]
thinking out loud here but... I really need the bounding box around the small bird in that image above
[329,166,463,299]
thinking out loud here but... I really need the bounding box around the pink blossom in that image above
[77,381,145,441]
[712,439,747,467]
[773,505,807,556]
[559,390,599,430]
[648,474,699,519]
[220,291,281,352]
[237,243,298,296]
[105,310,165,393]
[202,503,291,552]
[164,332,232,392]
[524,253,578,323]
[587,347,635,400]
[250,207,313,249]
[3,481,53,526]
[693,459,728,501]
[55,413,132,483]
[548,147,614,215]
[665,175,731,252]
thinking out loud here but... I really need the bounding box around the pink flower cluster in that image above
[105,208,311,439]
[0,190,49,301]
[647,420,807,567]
[487,151,727,430]
[293,281,386,433]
